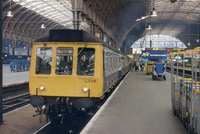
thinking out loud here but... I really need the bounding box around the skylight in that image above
[12,0,75,28]
[131,35,187,48]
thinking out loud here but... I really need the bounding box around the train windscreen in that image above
[77,48,95,76]
[56,47,73,75]
[36,47,52,74]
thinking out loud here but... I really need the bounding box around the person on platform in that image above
[135,61,140,71]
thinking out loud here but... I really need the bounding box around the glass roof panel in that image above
[12,0,77,28]
[131,35,187,48]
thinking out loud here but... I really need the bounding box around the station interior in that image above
[1,0,200,134]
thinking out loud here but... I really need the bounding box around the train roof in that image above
[35,29,105,43]
[34,29,129,57]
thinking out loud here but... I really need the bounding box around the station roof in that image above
[2,0,200,52]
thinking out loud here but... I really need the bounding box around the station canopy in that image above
[2,0,200,52]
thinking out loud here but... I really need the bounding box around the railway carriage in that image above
[29,29,130,120]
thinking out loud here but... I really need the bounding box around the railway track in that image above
[3,83,30,113]
[3,82,29,94]
[3,93,30,113]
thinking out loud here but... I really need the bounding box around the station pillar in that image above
[99,31,102,39]
[27,42,30,57]
[0,0,3,124]
[12,40,15,58]
[71,0,83,30]
[92,24,96,35]
[90,23,93,34]
[72,11,80,30]
[102,32,104,41]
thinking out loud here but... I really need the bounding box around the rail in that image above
[2,83,30,113]
[3,92,30,113]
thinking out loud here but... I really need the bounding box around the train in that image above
[29,29,130,121]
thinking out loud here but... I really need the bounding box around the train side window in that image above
[55,47,73,75]
[77,48,95,76]
[36,47,52,75]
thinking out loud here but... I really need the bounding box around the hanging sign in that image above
[142,50,167,59]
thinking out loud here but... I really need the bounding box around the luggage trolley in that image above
[189,47,200,134]
[180,50,193,128]
[152,62,166,80]
[145,61,154,75]
[171,53,182,116]
[171,53,176,113]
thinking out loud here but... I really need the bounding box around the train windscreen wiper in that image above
[77,44,87,57]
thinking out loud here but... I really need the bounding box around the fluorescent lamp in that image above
[7,10,13,17]
[151,8,157,17]
[146,24,152,30]
[41,24,46,29]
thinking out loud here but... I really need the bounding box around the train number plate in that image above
[85,79,97,83]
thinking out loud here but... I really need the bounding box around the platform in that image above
[3,64,29,86]
[81,71,188,134]
[0,105,47,134]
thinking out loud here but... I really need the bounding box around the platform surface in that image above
[3,64,29,86]
[0,105,47,134]
[81,71,187,134]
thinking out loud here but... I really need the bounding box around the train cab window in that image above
[55,47,73,75]
[36,47,52,75]
[77,48,95,76]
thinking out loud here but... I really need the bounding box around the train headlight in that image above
[82,86,88,92]
[39,85,45,91]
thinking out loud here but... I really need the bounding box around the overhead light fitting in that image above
[7,10,13,17]
[7,0,13,17]
[197,39,199,43]
[151,8,157,17]
[136,19,142,22]
[41,16,46,29]
[41,24,46,29]
[146,24,152,30]
[188,24,191,46]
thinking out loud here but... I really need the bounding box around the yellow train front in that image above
[29,29,130,120]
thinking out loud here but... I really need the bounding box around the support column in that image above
[71,0,83,30]
[102,32,104,41]
[106,34,110,44]
[27,42,30,57]
[0,0,2,124]
[99,31,102,39]
[12,40,16,58]
[90,23,93,34]
[92,24,96,35]
[72,11,80,30]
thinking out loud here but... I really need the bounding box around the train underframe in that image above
[30,96,98,123]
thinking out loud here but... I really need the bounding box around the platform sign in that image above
[194,50,200,59]
[184,52,192,58]
[142,50,167,59]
